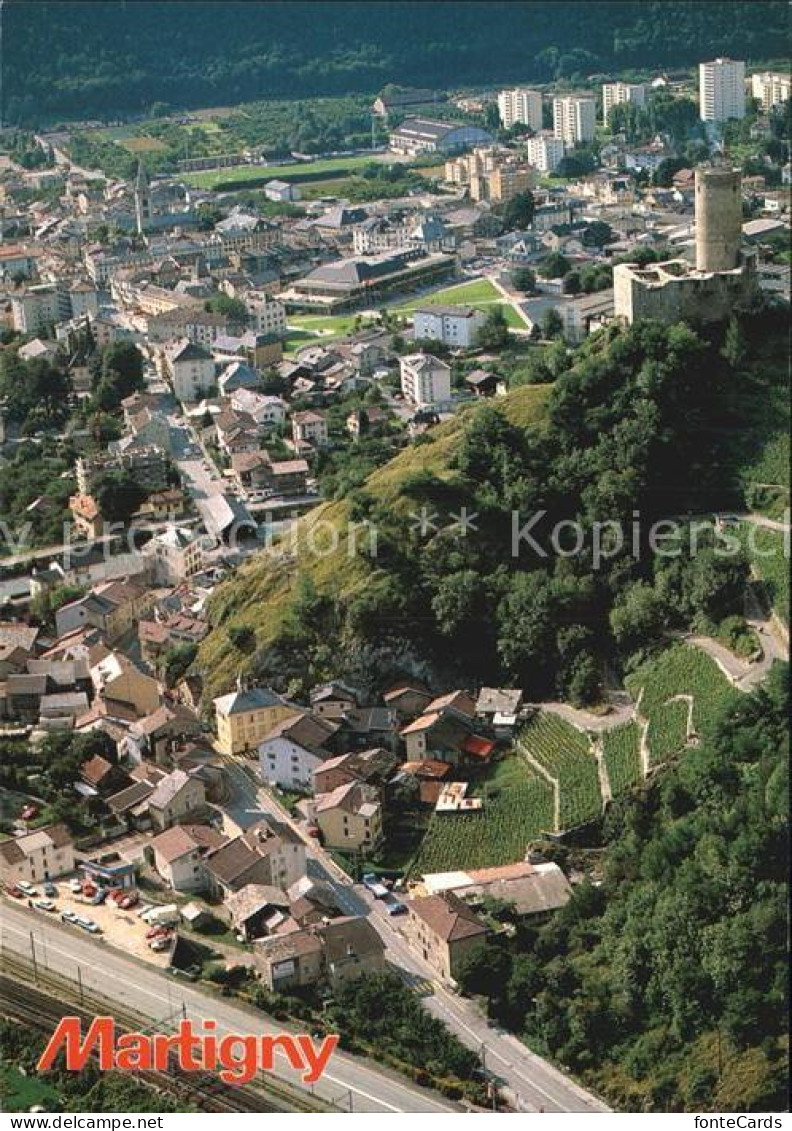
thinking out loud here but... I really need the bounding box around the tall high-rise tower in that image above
[695,165,742,273]
[134,161,151,234]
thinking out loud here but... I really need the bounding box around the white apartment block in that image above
[553,96,597,145]
[523,133,567,173]
[413,305,486,348]
[522,133,565,173]
[247,293,287,337]
[751,71,791,112]
[497,88,543,131]
[11,286,71,334]
[699,58,746,122]
[399,352,452,408]
[602,82,647,123]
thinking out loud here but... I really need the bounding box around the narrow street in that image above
[219,750,610,1113]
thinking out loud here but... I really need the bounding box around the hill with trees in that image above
[197,310,787,704]
[3,1,788,126]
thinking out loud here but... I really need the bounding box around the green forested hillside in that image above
[3,1,789,125]
[456,664,789,1112]
[199,314,788,704]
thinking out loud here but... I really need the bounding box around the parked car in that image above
[42,882,57,897]
[21,805,39,821]
[17,881,38,896]
[146,925,169,940]
[382,894,407,916]
[362,873,389,899]
[118,890,139,909]
[61,910,79,924]
[7,885,24,899]
[150,935,172,952]
[69,878,83,894]
[33,899,55,912]
[137,904,156,919]
[88,889,108,905]
[76,916,101,934]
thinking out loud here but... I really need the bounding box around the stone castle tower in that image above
[695,165,742,273]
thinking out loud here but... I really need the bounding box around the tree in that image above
[92,469,148,523]
[511,267,537,293]
[500,190,535,232]
[722,316,747,369]
[540,251,572,279]
[206,293,249,323]
[563,270,582,295]
[92,341,144,410]
[474,307,510,351]
[582,220,613,249]
[541,308,564,339]
[610,581,667,658]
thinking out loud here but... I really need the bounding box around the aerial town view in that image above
[0,0,788,1121]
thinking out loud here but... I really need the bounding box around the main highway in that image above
[0,901,457,1114]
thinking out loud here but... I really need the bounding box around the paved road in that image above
[0,902,456,1114]
[220,755,610,1113]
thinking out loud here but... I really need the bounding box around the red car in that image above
[7,885,24,899]
[146,925,169,940]
[119,890,139,909]
[21,805,38,821]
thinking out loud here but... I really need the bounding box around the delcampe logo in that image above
[37,1016,339,1086]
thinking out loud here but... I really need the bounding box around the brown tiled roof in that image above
[409,891,487,943]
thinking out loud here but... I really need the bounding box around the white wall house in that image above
[399,353,452,409]
[259,734,325,790]
[164,338,216,402]
[552,96,596,145]
[413,304,486,348]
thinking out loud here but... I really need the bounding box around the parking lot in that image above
[13,878,174,967]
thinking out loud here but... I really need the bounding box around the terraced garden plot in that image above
[517,712,602,829]
[625,643,741,739]
[645,699,690,766]
[410,760,554,874]
[601,721,643,796]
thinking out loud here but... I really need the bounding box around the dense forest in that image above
[456,664,789,1111]
[3,0,789,126]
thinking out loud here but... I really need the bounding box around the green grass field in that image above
[184,153,396,189]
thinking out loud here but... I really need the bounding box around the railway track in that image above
[0,960,329,1113]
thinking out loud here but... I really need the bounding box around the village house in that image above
[0,824,75,886]
[291,410,328,450]
[213,685,299,755]
[254,915,386,992]
[150,823,227,891]
[90,651,162,718]
[203,816,306,899]
[141,526,206,585]
[148,767,207,831]
[308,680,362,720]
[313,781,383,852]
[258,711,339,790]
[405,890,488,983]
[55,578,153,642]
[69,493,104,539]
[223,883,292,941]
[312,747,399,796]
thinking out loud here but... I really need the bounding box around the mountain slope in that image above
[198,384,550,699]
